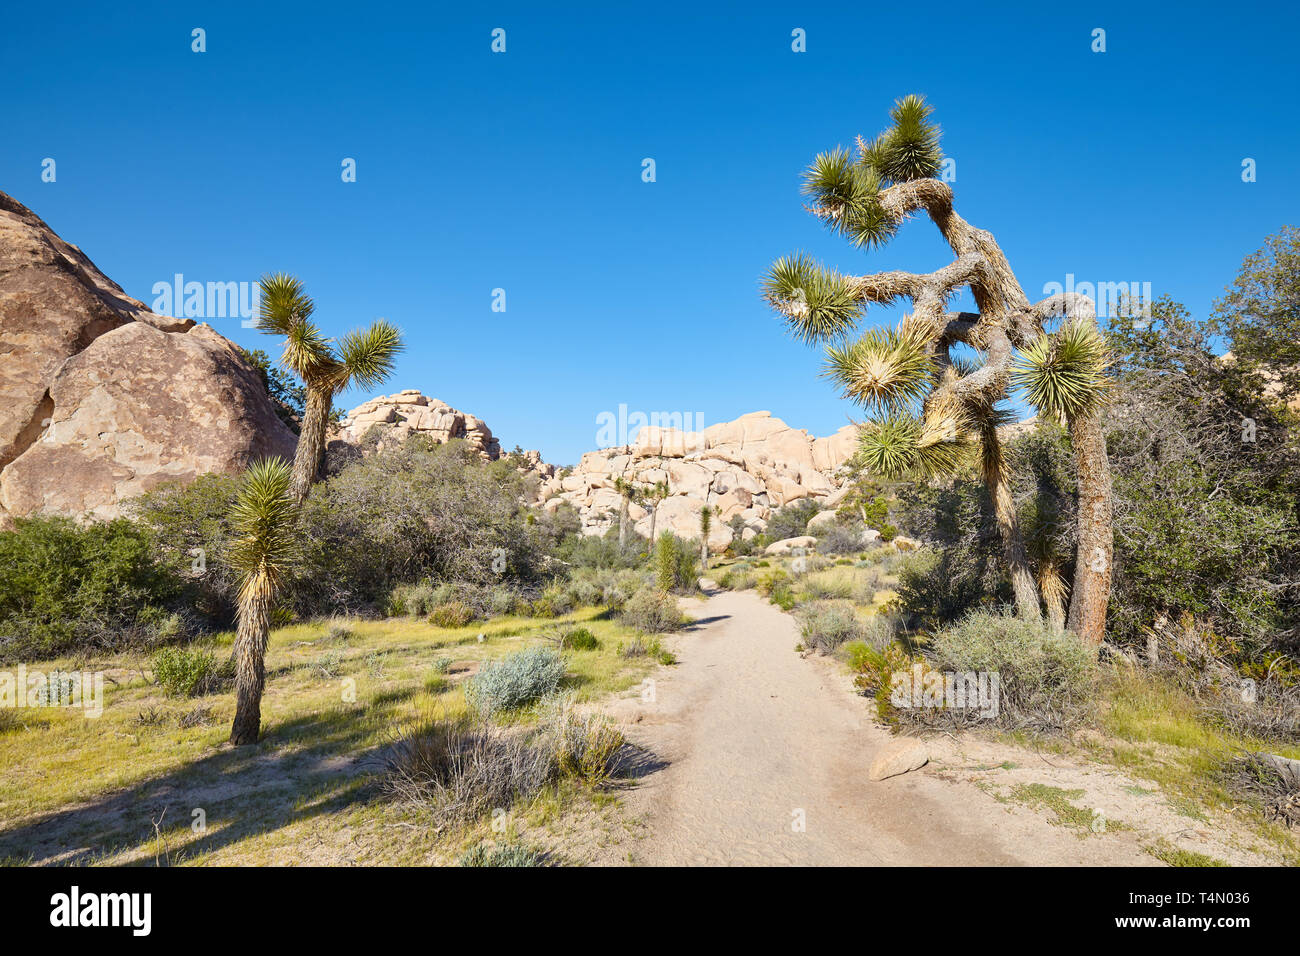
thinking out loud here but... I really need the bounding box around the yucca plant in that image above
[227,458,299,745]
[764,95,1115,641]
[256,274,405,503]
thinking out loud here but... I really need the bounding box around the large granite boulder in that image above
[0,191,296,523]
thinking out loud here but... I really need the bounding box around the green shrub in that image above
[464,646,567,715]
[152,647,226,698]
[0,516,183,661]
[559,627,599,651]
[816,523,867,555]
[620,588,685,634]
[458,842,547,867]
[429,601,476,629]
[765,500,821,541]
[797,600,863,654]
[718,563,758,591]
[894,547,1009,631]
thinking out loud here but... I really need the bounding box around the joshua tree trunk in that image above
[648,506,658,546]
[618,496,629,548]
[290,384,333,503]
[1066,410,1113,644]
[979,426,1041,619]
[230,589,273,745]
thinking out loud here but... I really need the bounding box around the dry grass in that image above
[0,607,662,866]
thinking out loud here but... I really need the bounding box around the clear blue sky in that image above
[4,1,1297,463]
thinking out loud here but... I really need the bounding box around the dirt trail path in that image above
[596,585,1163,866]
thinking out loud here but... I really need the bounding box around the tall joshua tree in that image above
[763,95,1112,642]
[228,459,299,745]
[257,274,405,503]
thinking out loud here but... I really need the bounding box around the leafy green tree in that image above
[238,347,308,434]
[763,95,1112,640]
[1211,226,1300,405]
[227,459,300,745]
[256,274,404,503]
[1105,296,1300,668]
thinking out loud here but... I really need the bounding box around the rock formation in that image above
[536,411,860,551]
[336,390,504,460]
[0,191,296,523]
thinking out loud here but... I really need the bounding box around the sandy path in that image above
[598,585,1159,866]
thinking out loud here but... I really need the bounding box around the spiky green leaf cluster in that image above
[801,147,897,249]
[229,458,300,599]
[257,274,404,394]
[763,255,864,343]
[337,320,404,391]
[1013,320,1111,422]
[823,327,933,411]
[863,95,944,184]
[856,401,972,480]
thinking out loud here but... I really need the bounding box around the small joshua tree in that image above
[763,95,1112,642]
[228,459,299,745]
[613,475,636,548]
[699,505,713,568]
[256,274,405,503]
[644,480,669,544]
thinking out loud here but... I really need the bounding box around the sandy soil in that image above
[589,585,1286,867]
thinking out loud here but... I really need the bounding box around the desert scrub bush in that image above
[457,842,548,867]
[717,563,758,591]
[916,610,1098,732]
[541,693,626,786]
[323,618,355,642]
[797,567,879,603]
[563,567,647,610]
[797,601,863,654]
[387,580,438,617]
[815,522,867,555]
[558,627,599,651]
[757,568,796,610]
[653,533,699,593]
[1205,677,1300,744]
[620,587,685,634]
[1217,752,1300,828]
[0,515,183,661]
[893,547,1010,630]
[382,715,557,822]
[151,647,228,697]
[428,601,476,629]
[464,646,567,716]
[765,499,821,540]
[432,656,454,674]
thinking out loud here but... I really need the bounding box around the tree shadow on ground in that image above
[0,707,394,866]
